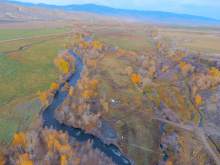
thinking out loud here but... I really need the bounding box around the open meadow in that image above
[0,32,73,148]
[160,27,220,54]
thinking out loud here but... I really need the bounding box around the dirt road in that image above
[146,113,220,164]
[128,109,220,164]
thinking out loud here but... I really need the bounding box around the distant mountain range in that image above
[0,1,135,22]
[1,0,220,25]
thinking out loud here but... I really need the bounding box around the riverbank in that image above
[53,28,162,164]
[42,51,132,165]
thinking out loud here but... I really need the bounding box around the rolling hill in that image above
[2,0,220,25]
[0,1,136,22]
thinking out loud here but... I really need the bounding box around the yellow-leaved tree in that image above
[37,90,53,106]
[166,161,172,165]
[76,158,80,165]
[58,60,70,74]
[61,155,67,165]
[195,94,204,106]
[69,86,74,96]
[131,73,141,85]
[0,148,6,165]
[13,132,27,150]
[19,153,33,165]
[50,83,59,91]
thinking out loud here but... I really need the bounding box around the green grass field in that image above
[0,35,73,148]
[0,98,41,147]
[0,33,66,52]
[0,28,68,41]
[93,29,156,53]
[0,36,73,108]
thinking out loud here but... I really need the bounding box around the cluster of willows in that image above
[55,28,110,132]
[2,115,115,165]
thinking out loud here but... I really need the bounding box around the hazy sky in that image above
[10,0,220,20]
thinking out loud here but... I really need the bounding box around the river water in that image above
[42,51,130,165]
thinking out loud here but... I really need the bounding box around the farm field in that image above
[0,33,66,52]
[161,32,220,54]
[0,28,68,41]
[0,33,72,148]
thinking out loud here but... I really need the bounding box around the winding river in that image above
[42,51,130,165]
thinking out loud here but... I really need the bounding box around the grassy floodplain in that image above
[0,33,72,147]
[93,28,156,53]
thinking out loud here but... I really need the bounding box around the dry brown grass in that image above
[162,32,220,54]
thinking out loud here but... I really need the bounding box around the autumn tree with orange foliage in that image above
[179,62,186,68]
[169,55,180,63]
[69,86,74,96]
[176,49,183,57]
[58,60,70,74]
[179,62,194,77]
[9,123,114,165]
[0,148,6,165]
[209,67,220,77]
[54,53,77,75]
[60,155,67,165]
[13,132,27,152]
[62,82,70,92]
[212,97,217,103]
[50,83,59,91]
[190,72,218,90]
[37,90,53,106]
[19,153,33,165]
[119,48,127,56]
[166,161,172,165]
[131,52,137,61]
[150,28,159,37]
[195,94,204,106]
[192,86,198,98]
[73,34,78,39]
[131,73,141,85]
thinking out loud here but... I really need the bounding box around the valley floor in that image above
[1,22,220,165]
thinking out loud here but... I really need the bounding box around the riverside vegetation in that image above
[1,23,220,165]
